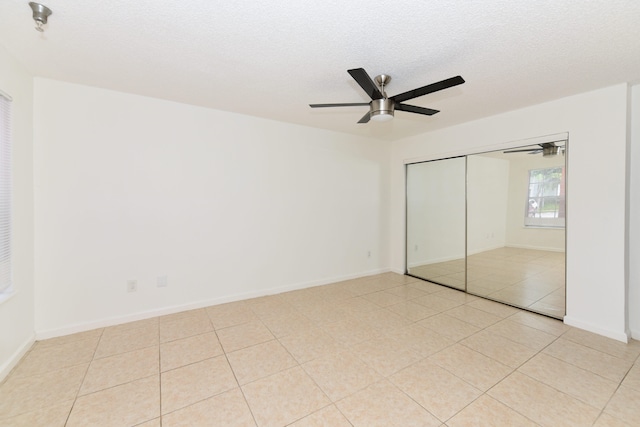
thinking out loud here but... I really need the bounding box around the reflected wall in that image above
[406,157,466,290]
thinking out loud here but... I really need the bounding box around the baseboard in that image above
[630,328,640,341]
[506,244,565,253]
[35,267,391,340]
[563,315,629,343]
[407,254,465,268]
[0,333,36,383]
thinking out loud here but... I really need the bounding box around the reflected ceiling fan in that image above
[503,142,565,157]
[309,68,465,123]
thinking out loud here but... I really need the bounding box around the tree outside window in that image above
[525,166,565,228]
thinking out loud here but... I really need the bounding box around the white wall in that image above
[33,79,390,337]
[0,47,35,380]
[391,85,629,341]
[505,155,565,251]
[629,84,640,339]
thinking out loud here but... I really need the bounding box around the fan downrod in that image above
[374,75,391,90]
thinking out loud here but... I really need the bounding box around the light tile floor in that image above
[2,272,639,426]
[409,247,566,318]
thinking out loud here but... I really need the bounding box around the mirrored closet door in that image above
[406,139,566,319]
[406,157,466,290]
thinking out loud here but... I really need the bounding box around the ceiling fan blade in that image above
[395,103,440,116]
[357,112,371,124]
[309,102,370,108]
[391,76,465,103]
[348,68,384,100]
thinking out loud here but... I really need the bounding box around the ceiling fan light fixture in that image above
[370,98,395,122]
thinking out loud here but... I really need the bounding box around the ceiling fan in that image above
[309,68,465,123]
[503,142,565,157]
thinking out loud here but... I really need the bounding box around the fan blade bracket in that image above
[391,75,465,103]
[395,103,439,116]
[357,112,371,124]
[348,68,384,100]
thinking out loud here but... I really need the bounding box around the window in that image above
[0,91,12,295]
[524,166,565,228]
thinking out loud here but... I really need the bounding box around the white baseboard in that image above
[407,254,465,268]
[563,315,629,343]
[35,268,391,340]
[630,328,640,341]
[0,333,36,382]
[506,244,565,253]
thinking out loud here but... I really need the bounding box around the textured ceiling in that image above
[1,0,640,141]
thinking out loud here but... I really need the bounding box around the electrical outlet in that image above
[157,275,168,288]
[127,280,137,293]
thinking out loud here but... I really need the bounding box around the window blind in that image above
[0,92,12,293]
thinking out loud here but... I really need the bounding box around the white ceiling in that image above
[2,0,640,141]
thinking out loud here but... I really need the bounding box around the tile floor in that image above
[2,272,639,426]
[408,247,565,318]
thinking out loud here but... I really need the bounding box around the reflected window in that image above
[525,166,565,228]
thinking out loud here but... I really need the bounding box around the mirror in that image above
[405,138,567,319]
[406,157,466,290]
[466,141,566,318]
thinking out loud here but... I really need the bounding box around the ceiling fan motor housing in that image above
[371,98,395,120]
